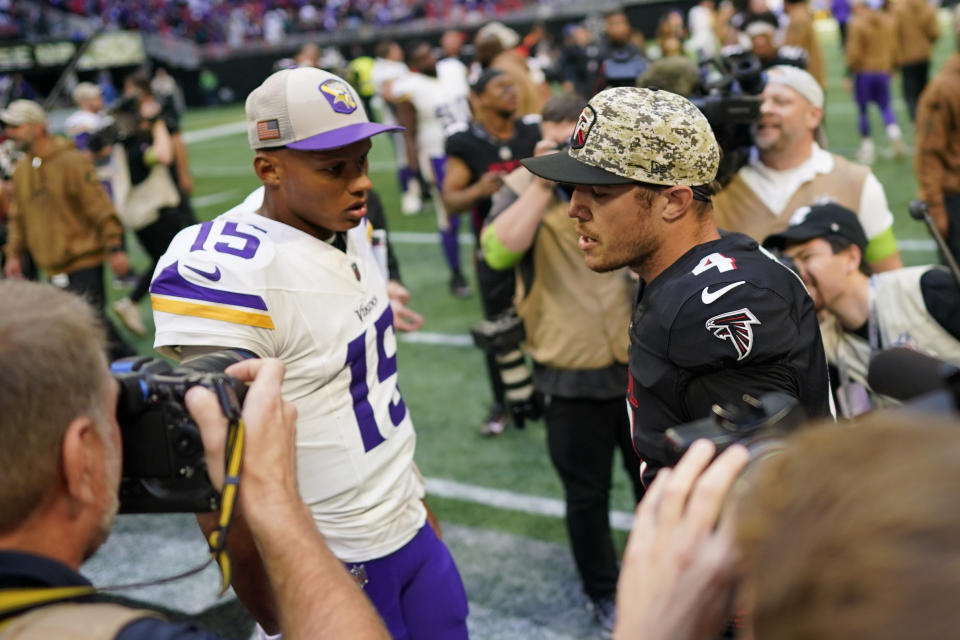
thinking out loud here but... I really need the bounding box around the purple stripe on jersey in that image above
[150,262,269,311]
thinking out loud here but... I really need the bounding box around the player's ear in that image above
[660,185,694,222]
[254,151,282,187]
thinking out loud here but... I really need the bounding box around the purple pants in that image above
[431,155,462,273]
[854,72,897,137]
[345,523,469,640]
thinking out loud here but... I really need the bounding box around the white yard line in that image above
[425,477,636,532]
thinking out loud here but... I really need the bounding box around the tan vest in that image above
[822,266,960,388]
[0,603,161,640]
[505,169,631,369]
[712,153,869,242]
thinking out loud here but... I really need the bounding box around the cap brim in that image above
[0,113,24,126]
[521,152,635,186]
[286,122,404,151]
[762,225,825,250]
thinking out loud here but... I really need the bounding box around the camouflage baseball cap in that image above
[521,87,720,186]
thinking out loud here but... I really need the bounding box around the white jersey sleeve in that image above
[150,216,278,360]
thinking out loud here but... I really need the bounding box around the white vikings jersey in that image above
[150,191,425,562]
[392,71,470,157]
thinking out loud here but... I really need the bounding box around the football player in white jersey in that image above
[149,67,469,640]
[393,40,473,298]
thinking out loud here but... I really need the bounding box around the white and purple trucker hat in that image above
[246,67,401,150]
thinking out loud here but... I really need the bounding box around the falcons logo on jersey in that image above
[705,308,761,361]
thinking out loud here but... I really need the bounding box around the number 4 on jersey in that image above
[692,252,737,275]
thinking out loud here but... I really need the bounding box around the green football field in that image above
[91,18,956,639]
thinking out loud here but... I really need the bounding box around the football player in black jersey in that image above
[522,87,832,478]
[442,68,541,436]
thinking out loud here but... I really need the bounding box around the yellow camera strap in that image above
[0,585,96,630]
[203,390,245,595]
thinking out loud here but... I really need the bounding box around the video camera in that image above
[111,350,251,514]
[689,46,767,186]
[86,95,143,154]
[664,392,806,464]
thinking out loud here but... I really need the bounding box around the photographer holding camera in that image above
[521,87,832,481]
[481,92,643,634]
[0,279,388,639]
[710,65,903,273]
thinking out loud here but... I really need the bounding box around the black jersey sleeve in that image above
[444,131,472,162]
[668,281,804,411]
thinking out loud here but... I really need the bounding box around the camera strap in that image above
[0,586,96,627]
[203,379,246,595]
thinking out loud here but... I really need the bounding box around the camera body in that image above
[111,350,250,514]
[470,308,541,428]
[664,392,806,464]
[86,96,143,154]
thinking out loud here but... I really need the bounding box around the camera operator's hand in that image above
[614,440,748,640]
[186,358,299,512]
[186,360,389,638]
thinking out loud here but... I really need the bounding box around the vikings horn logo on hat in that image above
[320,79,358,114]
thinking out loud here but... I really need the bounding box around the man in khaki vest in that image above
[0,281,388,639]
[764,203,960,417]
[712,65,903,273]
[481,93,643,636]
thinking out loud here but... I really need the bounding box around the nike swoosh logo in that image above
[701,281,746,304]
[184,264,222,282]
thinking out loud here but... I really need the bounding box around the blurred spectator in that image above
[846,0,904,164]
[559,23,602,99]
[764,203,960,416]
[372,40,423,215]
[687,0,719,60]
[914,8,960,261]
[597,9,648,89]
[64,82,117,200]
[198,66,219,107]
[294,42,321,68]
[783,0,825,88]
[832,0,852,44]
[393,40,472,296]
[110,72,184,337]
[655,9,689,59]
[712,65,903,273]
[1,99,133,359]
[442,67,540,434]
[475,21,548,117]
[892,0,939,121]
[440,29,470,66]
[97,70,119,107]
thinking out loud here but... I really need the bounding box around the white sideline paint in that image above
[426,477,636,532]
[400,331,474,347]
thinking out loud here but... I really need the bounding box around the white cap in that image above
[245,67,401,150]
[765,65,824,109]
[0,100,45,126]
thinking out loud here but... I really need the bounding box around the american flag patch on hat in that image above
[257,119,280,141]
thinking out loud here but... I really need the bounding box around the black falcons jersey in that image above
[627,232,831,467]
[444,120,540,235]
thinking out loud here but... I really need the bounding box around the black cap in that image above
[763,202,868,252]
[470,68,506,94]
